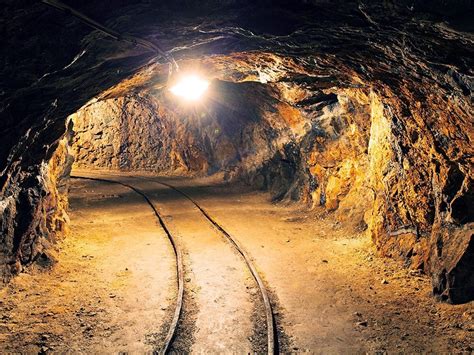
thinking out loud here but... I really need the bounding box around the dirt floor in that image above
[165,175,473,353]
[0,170,473,353]
[132,175,257,353]
[0,179,177,353]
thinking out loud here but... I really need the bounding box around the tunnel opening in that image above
[61,51,473,295]
[65,56,377,229]
[4,51,473,308]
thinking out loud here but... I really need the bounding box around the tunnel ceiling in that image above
[1,0,473,303]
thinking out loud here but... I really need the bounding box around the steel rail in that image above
[150,179,277,355]
[70,175,183,354]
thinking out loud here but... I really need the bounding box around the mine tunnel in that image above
[1,0,473,353]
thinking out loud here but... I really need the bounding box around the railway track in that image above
[147,178,277,354]
[71,174,277,354]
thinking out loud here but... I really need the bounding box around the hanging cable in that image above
[41,0,179,72]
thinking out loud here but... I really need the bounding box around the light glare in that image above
[170,75,209,101]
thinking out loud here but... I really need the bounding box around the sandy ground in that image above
[0,179,176,353]
[129,175,256,353]
[157,174,473,353]
[1,170,473,353]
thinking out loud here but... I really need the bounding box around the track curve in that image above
[72,173,277,353]
[150,179,277,354]
[70,176,184,354]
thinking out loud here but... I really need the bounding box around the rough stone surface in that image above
[1,0,473,302]
[71,81,301,177]
[0,136,72,280]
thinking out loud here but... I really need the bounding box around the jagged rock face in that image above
[1,0,472,302]
[71,80,304,177]
[0,136,73,279]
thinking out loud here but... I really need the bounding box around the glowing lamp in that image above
[170,74,209,101]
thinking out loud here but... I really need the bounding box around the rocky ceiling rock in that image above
[1,0,473,303]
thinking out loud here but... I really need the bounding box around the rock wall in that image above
[251,78,473,303]
[0,135,73,280]
[71,81,306,178]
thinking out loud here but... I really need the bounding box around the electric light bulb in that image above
[170,75,209,101]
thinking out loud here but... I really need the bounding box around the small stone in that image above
[322,259,328,263]
[356,321,368,327]
[185,277,191,282]
[381,279,388,284]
